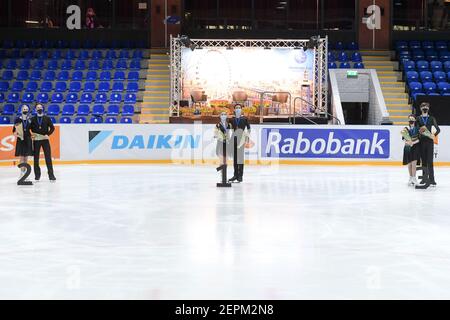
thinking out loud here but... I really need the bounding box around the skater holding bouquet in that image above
[13,105,33,179]
[229,105,251,183]
[214,111,232,162]
[416,102,440,186]
[401,114,420,186]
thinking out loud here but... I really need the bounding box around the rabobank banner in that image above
[42,123,449,164]
[261,128,390,159]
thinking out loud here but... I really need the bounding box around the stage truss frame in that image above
[170,36,328,118]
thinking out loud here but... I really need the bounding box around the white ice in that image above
[0,164,450,300]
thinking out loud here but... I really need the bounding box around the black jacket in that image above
[30,115,55,136]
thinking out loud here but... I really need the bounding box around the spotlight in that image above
[180,35,196,51]
[307,36,320,50]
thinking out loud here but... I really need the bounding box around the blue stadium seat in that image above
[403,60,415,71]
[88,60,101,70]
[6,60,17,70]
[71,71,83,81]
[92,50,103,59]
[409,41,421,50]
[69,82,82,92]
[435,41,448,50]
[62,105,75,116]
[7,93,20,103]
[425,50,438,61]
[430,61,443,71]
[0,116,11,124]
[96,93,108,103]
[351,52,362,62]
[43,70,55,81]
[98,82,110,92]
[0,81,9,92]
[339,62,351,68]
[61,60,73,70]
[2,104,15,115]
[132,50,144,59]
[420,71,433,82]
[100,71,112,81]
[77,105,90,116]
[65,50,77,60]
[1,70,14,80]
[334,42,344,50]
[112,82,124,92]
[119,50,131,59]
[90,116,103,124]
[23,50,34,59]
[51,93,64,103]
[412,50,425,60]
[80,93,93,104]
[353,62,364,69]
[49,117,57,124]
[33,60,45,70]
[107,105,120,116]
[37,51,49,59]
[438,82,450,94]
[105,117,118,124]
[79,50,90,60]
[74,116,87,124]
[0,93,4,103]
[102,60,114,70]
[440,51,450,61]
[120,117,133,124]
[434,71,447,82]
[396,41,408,50]
[22,93,34,103]
[17,70,29,81]
[114,71,126,81]
[337,52,348,62]
[130,60,141,70]
[55,82,67,92]
[126,82,139,93]
[92,105,105,116]
[66,93,78,103]
[52,50,63,59]
[445,61,450,72]
[86,71,97,81]
[416,60,429,71]
[75,60,86,70]
[116,60,128,70]
[19,59,31,70]
[423,81,437,93]
[47,104,61,116]
[56,71,69,81]
[122,105,135,116]
[40,81,53,92]
[37,93,49,103]
[47,60,59,70]
[105,50,117,59]
[110,93,122,103]
[422,41,434,50]
[26,82,38,92]
[59,116,72,124]
[30,70,42,81]
[128,71,139,81]
[84,82,96,92]
[406,71,419,83]
[11,82,24,92]
[408,81,423,95]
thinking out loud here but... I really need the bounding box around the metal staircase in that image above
[139,49,170,124]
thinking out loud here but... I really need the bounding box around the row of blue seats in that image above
[0,59,143,71]
[408,82,450,99]
[405,71,450,83]
[328,41,359,51]
[397,50,450,62]
[1,40,146,49]
[1,70,141,81]
[0,81,140,93]
[328,51,362,63]
[328,62,365,69]
[0,92,137,104]
[402,60,450,72]
[396,41,450,51]
[1,104,135,117]
[0,115,134,124]
[0,49,145,60]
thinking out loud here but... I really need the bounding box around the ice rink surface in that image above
[1,164,450,300]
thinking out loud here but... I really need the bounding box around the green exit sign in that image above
[347,70,358,78]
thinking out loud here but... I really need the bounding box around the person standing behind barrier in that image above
[30,104,56,181]
[416,102,440,186]
[229,105,251,183]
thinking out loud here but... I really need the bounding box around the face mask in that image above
[422,108,429,113]
[37,109,44,115]
[220,115,227,122]
[409,120,415,125]
[235,109,242,117]
[22,110,28,115]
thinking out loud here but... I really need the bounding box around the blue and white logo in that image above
[261,128,390,159]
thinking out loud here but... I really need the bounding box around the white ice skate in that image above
[408,177,415,186]
[411,177,418,186]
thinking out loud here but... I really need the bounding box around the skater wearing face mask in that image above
[401,114,420,186]
[30,104,56,181]
[13,105,33,179]
[416,102,440,187]
[229,105,251,183]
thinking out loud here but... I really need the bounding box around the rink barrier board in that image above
[1,124,449,165]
